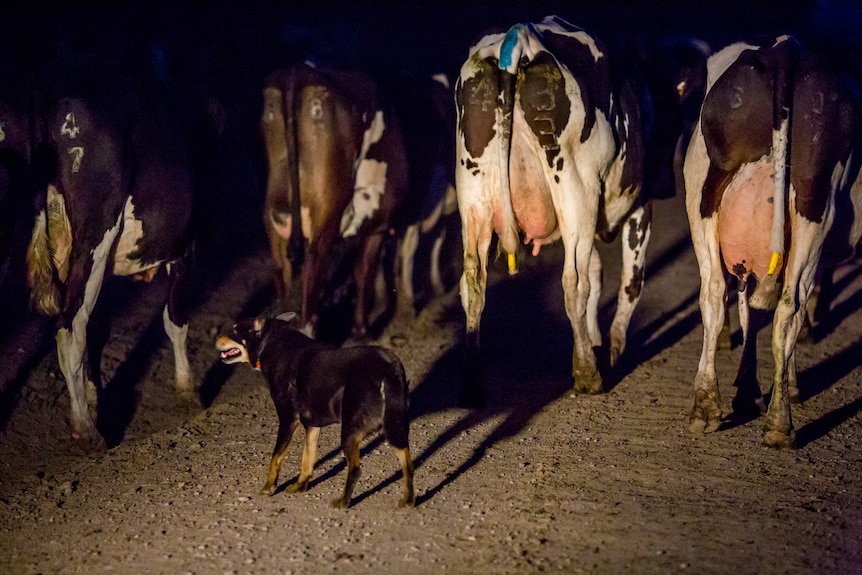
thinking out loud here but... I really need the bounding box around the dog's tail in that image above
[380,349,410,450]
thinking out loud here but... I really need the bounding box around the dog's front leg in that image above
[260,419,299,496]
[332,439,362,509]
[286,426,320,493]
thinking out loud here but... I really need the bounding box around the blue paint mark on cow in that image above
[499,24,525,71]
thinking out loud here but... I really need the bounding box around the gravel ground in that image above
[1,188,861,574]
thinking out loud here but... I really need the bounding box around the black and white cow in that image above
[26,60,196,448]
[684,36,861,448]
[455,16,665,405]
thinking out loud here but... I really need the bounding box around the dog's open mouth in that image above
[215,336,247,364]
[220,347,241,361]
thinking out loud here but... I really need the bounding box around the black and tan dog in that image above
[216,313,415,508]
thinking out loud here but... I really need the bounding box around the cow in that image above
[261,62,453,338]
[25,59,197,448]
[454,15,669,406]
[683,36,861,448]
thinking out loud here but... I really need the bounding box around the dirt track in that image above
[1,185,861,574]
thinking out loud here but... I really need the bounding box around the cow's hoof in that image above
[331,497,350,509]
[176,389,202,409]
[763,428,796,449]
[689,388,722,433]
[572,371,603,395]
[72,429,108,453]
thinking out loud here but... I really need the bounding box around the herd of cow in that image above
[1,15,861,465]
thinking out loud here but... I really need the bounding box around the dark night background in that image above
[2,1,859,117]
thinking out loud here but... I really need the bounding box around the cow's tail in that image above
[283,65,305,269]
[768,37,799,277]
[26,202,62,317]
[497,24,528,273]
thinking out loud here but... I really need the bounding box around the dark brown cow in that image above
[261,63,453,338]
[684,36,861,448]
[25,60,196,448]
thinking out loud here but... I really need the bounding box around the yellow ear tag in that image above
[767,252,781,275]
[507,252,517,274]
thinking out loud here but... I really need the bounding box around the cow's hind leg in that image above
[609,202,652,367]
[57,216,124,448]
[689,216,726,433]
[352,232,385,337]
[164,257,193,401]
[558,192,602,395]
[459,205,493,407]
[763,223,821,449]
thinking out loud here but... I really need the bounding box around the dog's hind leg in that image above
[260,419,299,496]
[396,447,415,507]
[332,439,362,509]
[286,426,320,493]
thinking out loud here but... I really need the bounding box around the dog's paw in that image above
[258,483,276,497]
[398,494,416,508]
[285,481,309,494]
[331,497,351,509]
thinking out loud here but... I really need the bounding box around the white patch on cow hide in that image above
[432,73,450,89]
[705,42,760,92]
[113,197,165,277]
[340,159,387,238]
[68,146,84,173]
[61,112,80,139]
[270,210,292,240]
[570,31,604,63]
[357,110,386,161]
[340,110,389,238]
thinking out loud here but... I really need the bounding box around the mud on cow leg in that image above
[571,353,603,395]
[763,397,796,449]
[689,373,723,433]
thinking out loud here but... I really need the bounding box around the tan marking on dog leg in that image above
[287,426,319,493]
[396,447,415,507]
[260,420,298,496]
[332,441,361,509]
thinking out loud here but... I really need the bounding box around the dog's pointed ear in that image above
[253,317,266,333]
[275,312,296,324]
